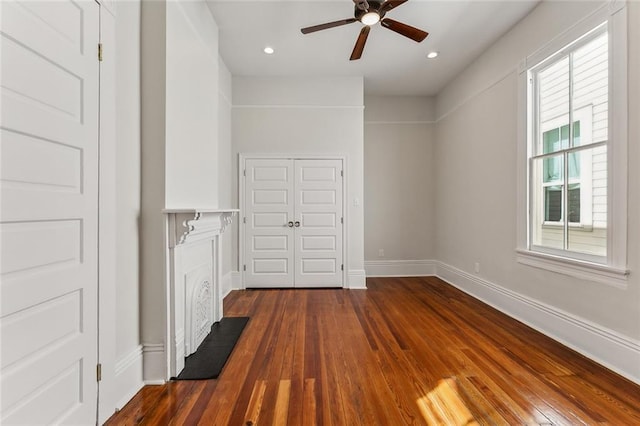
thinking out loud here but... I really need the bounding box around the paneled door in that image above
[244,159,295,288]
[294,159,343,287]
[244,158,344,288]
[1,1,100,424]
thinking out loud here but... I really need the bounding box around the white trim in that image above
[114,345,144,377]
[233,105,364,110]
[348,269,367,289]
[364,120,436,125]
[435,261,640,386]
[97,6,118,424]
[516,249,628,288]
[142,343,166,385]
[113,345,144,411]
[525,3,612,70]
[364,260,437,277]
[607,2,628,270]
[238,155,245,290]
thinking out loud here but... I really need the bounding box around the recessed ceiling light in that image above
[427,51,439,59]
[263,46,274,55]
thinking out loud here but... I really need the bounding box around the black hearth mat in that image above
[175,317,249,380]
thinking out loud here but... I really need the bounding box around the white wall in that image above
[232,76,365,287]
[140,0,223,382]
[165,0,219,208]
[434,0,640,381]
[218,57,234,295]
[112,0,144,412]
[114,0,141,367]
[364,96,436,270]
[140,0,167,382]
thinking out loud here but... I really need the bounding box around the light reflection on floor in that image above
[416,377,479,425]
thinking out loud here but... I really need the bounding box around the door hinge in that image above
[341,217,344,224]
[96,363,102,382]
[243,217,246,224]
[98,43,103,62]
[243,169,246,177]
[341,170,344,177]
[341,264,344,271]
[243,265,246,271]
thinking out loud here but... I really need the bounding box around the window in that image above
[530,26,607,259]
[517,3,629,285]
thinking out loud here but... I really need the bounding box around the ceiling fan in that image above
[300,0,428,61]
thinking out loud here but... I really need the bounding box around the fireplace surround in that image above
[165,209,237,377]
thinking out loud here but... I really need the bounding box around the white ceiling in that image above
[205,0,540,96]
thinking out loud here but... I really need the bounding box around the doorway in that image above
[241,157,345,288]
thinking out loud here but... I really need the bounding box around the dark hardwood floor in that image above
[105,277,640,425]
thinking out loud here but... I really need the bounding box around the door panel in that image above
[0,1,99,424]
[294,160,343,287]
[244,159,294,287]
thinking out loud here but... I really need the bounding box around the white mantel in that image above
[165,209,237,246]
[164,209,238,377]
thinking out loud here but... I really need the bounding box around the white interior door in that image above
[243,158,344,288]
[244,159,295,288]
[294,159,343,287]
[0,1,99,424]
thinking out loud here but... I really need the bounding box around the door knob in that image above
[287,221,294,227]
[294,221,300,227]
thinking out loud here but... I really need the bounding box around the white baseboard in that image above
[348,269,367,289]
[114,345,144,410]
[365,260,437,277]
[231,271,242,291]
[221,270,233,299]
[142,343,166,384]
[435,261,640,385]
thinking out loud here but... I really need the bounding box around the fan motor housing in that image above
[355,0,386,21]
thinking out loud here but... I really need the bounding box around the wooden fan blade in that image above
[350,26,370,60]
[380,0,409,14]
[301,18,358,34]
[380,18,428,42]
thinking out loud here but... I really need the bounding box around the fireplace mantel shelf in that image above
[163,208,239,214]
[165,208,238,247]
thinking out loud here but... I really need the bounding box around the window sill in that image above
[516,249,629,288]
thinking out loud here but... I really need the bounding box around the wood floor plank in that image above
[273,379,291,426]
[244,380,267,425]
[106,278,640,425]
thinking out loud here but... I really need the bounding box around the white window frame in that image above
[516,2,629,287]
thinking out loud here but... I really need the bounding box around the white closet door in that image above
[243,158,344,288]
[244,159,295,288]
[294,159,343,287]
[0,1,99,424]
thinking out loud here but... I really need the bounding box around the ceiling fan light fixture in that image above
[361,12,380,26]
